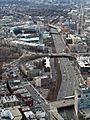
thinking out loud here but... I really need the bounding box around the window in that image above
[86,94,88,97]
[78,95,81,98]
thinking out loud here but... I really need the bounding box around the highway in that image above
[51,28,77,100]
[58,106,77,120]
[51,27,78,119]
[57,58,76,99]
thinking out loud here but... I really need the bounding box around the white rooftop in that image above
[45,57,50,68]
[20,37,39,41]
[1,95,19,103]
[77,56,90,67]
[24,111,35,118]
[11,40,45,47]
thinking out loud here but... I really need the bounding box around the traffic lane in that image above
[57,74,68,99]
[62,59,76,83]
[57,59,68,99]
[26,85,45,104]
[52,29,76,99]
[51,28,77,119]
[64,60,76,96]
[50,58,56,80]
[54,41,65,52]
[53,34,65,52]
[50,28,58,34]
[26,86,50,119]
[58,106,77,120]
[57,58,76,99]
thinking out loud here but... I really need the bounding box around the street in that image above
[51,28,76,100]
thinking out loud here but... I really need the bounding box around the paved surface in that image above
[51,28,77,100]
[58,106,77,120]
[50,57,56,80]
[57,58,76,99]
[50,98,74,108]
[26,84,51,120]
[50,109,64,120]
[26,84,47,104]
[51,27,78,120]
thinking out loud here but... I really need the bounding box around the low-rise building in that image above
[43,57,50,72]
[7,79,29,93]
[1,95,19,108]
[68,34,81,44]
[75,42,88,53]
[76,56,90,73]
[75,83,90,120]
[0,106,22,120]
[0,82,10,97]
[33,76,49,87]
[23,107,46,120]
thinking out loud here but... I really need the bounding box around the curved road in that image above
[51,29,77,100]
[50,27,78,120]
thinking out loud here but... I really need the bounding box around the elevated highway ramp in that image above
[49,98,74,109]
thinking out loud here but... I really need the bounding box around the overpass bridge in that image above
[50,109,64,120]
[5,52,90,67]
[49,98,74,109]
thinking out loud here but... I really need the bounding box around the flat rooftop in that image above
[79,108,90,119]
[77,56,90,68]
